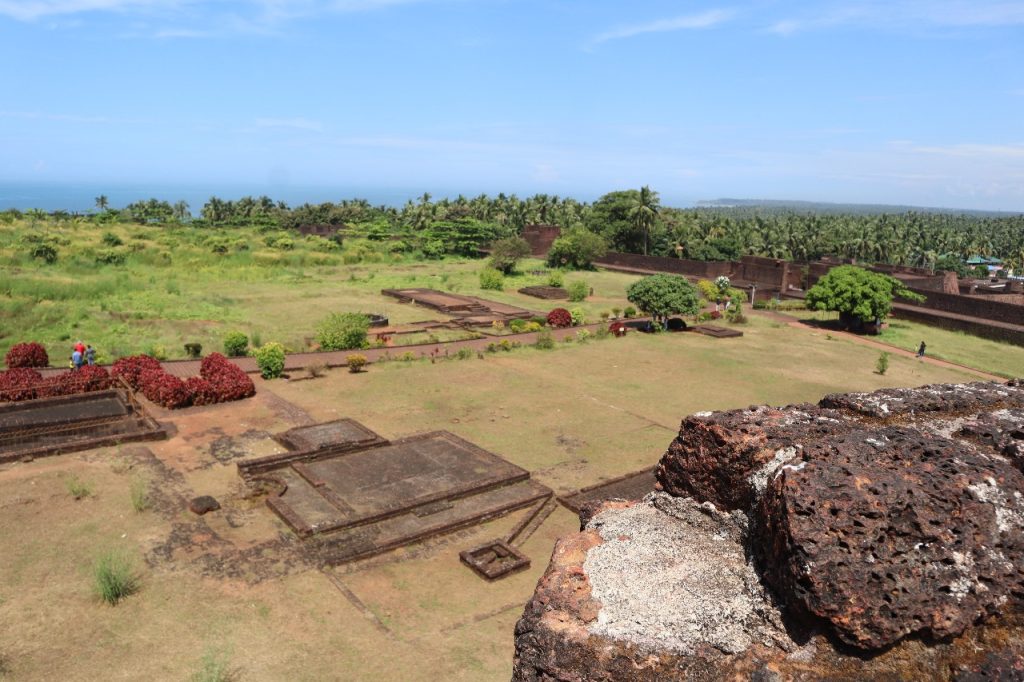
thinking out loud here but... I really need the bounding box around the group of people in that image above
[69,341,96,370]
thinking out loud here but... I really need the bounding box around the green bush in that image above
[508,319,527,333]
[570,307,586,326]
[623,306,636,318]
[222,331,248,357]
[101,231,123,247]
[479,267,504,291]
[576,329,591,343]
[95,249,127,265]
[93,550,139,606]
[534,330,555,350]
[30,243,58,263]
[184,342,202,359]
[547,270,565,288]
[316,313,370,351]
[567,280,588,302]
[254,342,286,379]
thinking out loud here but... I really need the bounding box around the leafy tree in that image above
[546,226,607,270]
[934,254,968,277]
[488,236,531,274]
[626,274,701,323]
[806,265,924,331]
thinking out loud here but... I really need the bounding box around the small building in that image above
[965,256,1007,276]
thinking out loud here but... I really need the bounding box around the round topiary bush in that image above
[547,308,572,328]
[479,267,504,291]
[254,342,286,380]
[222,331,249,357]
[5,342,49,368]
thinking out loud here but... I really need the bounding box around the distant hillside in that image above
[696,198,1022,217]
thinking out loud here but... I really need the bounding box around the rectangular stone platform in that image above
[559,468,657,513]
[460,540,531,580]
[0,388,165,463]
[693,325,744,338]
[381,288,533,322]
[260,429,551,564]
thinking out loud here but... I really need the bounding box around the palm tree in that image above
[172,200,190,222]
[94,195,109,212]
[628,186,659,256]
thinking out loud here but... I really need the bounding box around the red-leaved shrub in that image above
[609,321,627,337]
[0,368,43,401]
[200,353,255,402]
[111,355,163,390]
[546,308,572,328]
[138,368,191,409]
[38,366,113,398]
[183,377,218,406]
[710,310,722,320]
[5,342,49,369]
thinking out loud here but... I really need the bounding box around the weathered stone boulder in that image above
[958,409,1024,471]
[655,405,847,511]
[820,382,1024,420]
[189,495,221,515]
[515,381,1024,680]
[756,426,1024,650]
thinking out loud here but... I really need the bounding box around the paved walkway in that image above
[755,309,1006,382]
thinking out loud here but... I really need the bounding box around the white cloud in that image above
[254,117,324,132]
[767,1,1024,36]
[0,0,181,21]
[909,143,1024,158]
[589,9,736,47]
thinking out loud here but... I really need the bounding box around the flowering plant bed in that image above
[111,353,254,409]
[0,366,114,402]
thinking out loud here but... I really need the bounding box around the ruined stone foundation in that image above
[513,381,1024,681]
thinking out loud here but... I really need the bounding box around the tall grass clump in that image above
[190,647,235,682]
[93,550,139,605]
[130,478,150,512]
[66,475,93,500]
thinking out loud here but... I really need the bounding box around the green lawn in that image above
[790,308,1024,379]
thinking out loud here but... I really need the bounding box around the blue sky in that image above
[1,0,1022,210]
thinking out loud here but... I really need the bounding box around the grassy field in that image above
[0,219,634,363]
[0,312,984,681]
[791,308,1024,379]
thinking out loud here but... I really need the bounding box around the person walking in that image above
[71,348,83,370]
[74,340,86,356]
[85,345,96,366]
[917,341,927,358]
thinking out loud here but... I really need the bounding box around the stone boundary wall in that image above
[892,305,1024,347]
[521,224,561,256]
[901,287,1024,326]
[596,252,732,278]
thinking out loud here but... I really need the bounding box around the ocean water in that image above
[0,181,444,212]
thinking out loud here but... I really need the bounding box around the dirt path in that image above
[755,310,1005,382]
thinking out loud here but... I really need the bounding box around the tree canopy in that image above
[626,274,701,322]
[806,265,925,326]
[546,226,607,270]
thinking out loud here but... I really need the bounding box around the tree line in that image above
[3,188,1023,271]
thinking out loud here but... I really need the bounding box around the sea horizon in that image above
[0,181,512,213]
